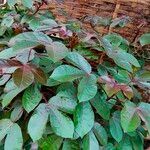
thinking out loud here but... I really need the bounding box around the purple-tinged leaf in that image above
[12,65,34,88]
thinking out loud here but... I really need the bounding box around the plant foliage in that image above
[0,1,150,150]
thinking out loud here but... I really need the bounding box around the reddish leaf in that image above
[0,59,22,69]
[99,75,115,84]
[120,84,133,100]
[0,69,3,75]
[105,83,120,97]
[12,65,34,88]
[59,26,72,38]
[99,76,133,99]
[31,66,47,84]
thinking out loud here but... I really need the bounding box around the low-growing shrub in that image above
[0,1,150,149]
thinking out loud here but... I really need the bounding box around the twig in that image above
[33,2,44,15]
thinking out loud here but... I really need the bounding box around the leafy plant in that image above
[0,1,150,150]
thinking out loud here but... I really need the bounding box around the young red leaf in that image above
[98,75,115,84]
[105,83,120,97]
[30,66,47,84]
[12,65,34,88]
[0,59,22,69]
[120,85,133,100]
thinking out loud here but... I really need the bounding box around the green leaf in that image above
[110,16,130,28]
[77,74,97,102]
[102,143,115,150]
[22,85,42,113]
[91,93,110,120]
[139,33,150,46]
[10,105,23,122]
[49,107,74,138]
[97,65,108,76]
[0,119,13,141]
[4,124,23,150]
[36,19,58,31]
[109,112,123,142]
[49,95,77,114]
[131,132,143,150]
[1,16,14,28]
[50,65,85,82]
[12,66,34,88]
[138,102,150,134]
[66,52,91,74]
[82,131,99,150]
[74,102,94,138]
[0,75,10,86]
[9,32,52,52]
[29,18,41,30]
[107,51,140,72]
[39,56,62,73]
[57,82,77,101]
[2,81,27,108]
[0,26,7,36]
[7,0,17,6]
[0,48,18,59]
[93,122,108,146]
[46,42,68,62]
[104,33,123,47]
[118,136,132,150]
[62,139,80,150]
[39,134,63,150]
[28,104,49,141]
[121,101,141,132]
[47,78,61,87]
[22,0,33,8]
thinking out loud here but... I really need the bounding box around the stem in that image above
[14,5,18,13]
[33,2,44,15]
[42,95,48,103]
[28,49,32,62]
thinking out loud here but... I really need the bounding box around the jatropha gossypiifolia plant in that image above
[0,1,150,150]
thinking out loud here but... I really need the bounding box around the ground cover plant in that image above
[0,1,150,149]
